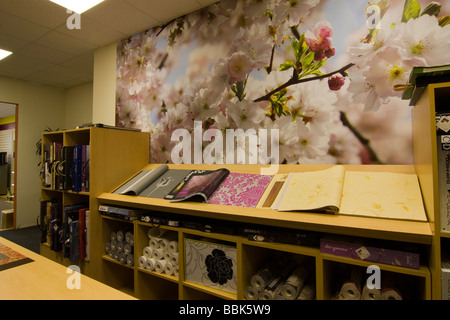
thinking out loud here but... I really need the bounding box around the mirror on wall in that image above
[0,102,16,230]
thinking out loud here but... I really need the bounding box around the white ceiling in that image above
[0,0,218,91]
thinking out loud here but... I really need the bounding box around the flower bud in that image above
[328,74,345,91]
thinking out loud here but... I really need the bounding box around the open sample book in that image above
[112,164,229,202]
[112,164,272,206]
[271,166,428,222]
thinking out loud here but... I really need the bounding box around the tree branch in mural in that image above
[339,112,384,165]
[254,62,355,104]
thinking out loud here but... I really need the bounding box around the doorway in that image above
[0,101,17,230]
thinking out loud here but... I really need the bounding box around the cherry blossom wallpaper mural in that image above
[115,0,450,164]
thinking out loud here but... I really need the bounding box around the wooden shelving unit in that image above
[39,126,149,280]
[412,82,450,299]
[38,80,450,299]
[97,163,433,300]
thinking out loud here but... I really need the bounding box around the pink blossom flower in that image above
[328,74,345,91]
[305,21,336,60]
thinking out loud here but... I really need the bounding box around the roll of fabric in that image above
[111,231,117,242]
[174,265,179,277]
[126,254,134,267]
[119,252,127,264]
[244,285,260,300]
[169,252,179,266]
[279,266,309,300]
[155,259,168,273]
[381,288,403,300]
[148,227,167,239]
[149,237,161,249]
[168,241,179,253]
[339,268,362,300]
[145,258,156,271]
[251,265,276,291]
[138,255,147,268]
[152,248,165,260]
[297,283,316,300]
[163,261,175,276]
[125,232,134,245]
[164,251,172,261]
[160,236,177,250]
[143,246,153,258]
[113,252,119,261]
[105,241,111,253]
[116,230,125,242]
[116,241,124,253]
[362,283,382,300]
[381,274,403,300]
[124,243,133,255]
[110,239,117,251]
[258,277,283,300]
[108,250,114,259]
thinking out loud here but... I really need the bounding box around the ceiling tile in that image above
[0,32,28,52]
[0,52,55,76]
[55,17,127,49]
[125,0,207,24]
[14,43,75,65]
[0,0,67,29]
[37,30,97,56]
[85,0,160,36]
[0,0,214,89]
[196,0,219,7]
[0,9,50,42]
[59,55,94,75]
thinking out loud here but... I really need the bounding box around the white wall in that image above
[0,76,65,228]
[92,43,117,125]
[65,82,93,129]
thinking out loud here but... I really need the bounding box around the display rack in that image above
[97,164,433,300]
[412,82,450,299]
[39,126,149,279]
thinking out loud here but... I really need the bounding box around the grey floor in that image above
[0,225,41,253]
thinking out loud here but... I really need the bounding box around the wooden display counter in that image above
[0,237,135,300]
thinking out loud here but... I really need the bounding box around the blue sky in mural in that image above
[324,0,368,68]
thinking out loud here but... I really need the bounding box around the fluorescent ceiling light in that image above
[0,49,12,61]
[49,0,105,14]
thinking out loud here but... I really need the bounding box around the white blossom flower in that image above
[227,51,254,84]
[363,46,416,100]
[117,99,139,127]
[227,98,266,131]
[393,14,450,66]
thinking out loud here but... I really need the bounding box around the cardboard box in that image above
[184,238,237,294]
[320,235,420,269]
[1,209,13,229]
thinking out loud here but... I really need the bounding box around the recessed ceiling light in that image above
[49,0,105,14]
[0,49,12,61]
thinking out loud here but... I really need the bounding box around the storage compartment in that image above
[323,260,427,300]
[136,223,179,279]
[135,270,179,300]
[241,245,315,300]
[184,237,237,295]
[102,216,134,267]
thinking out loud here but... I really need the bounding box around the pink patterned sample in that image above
[207,173,272,207]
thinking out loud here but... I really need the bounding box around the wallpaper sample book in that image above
[207,172,272,207]
[274,166,427,221]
